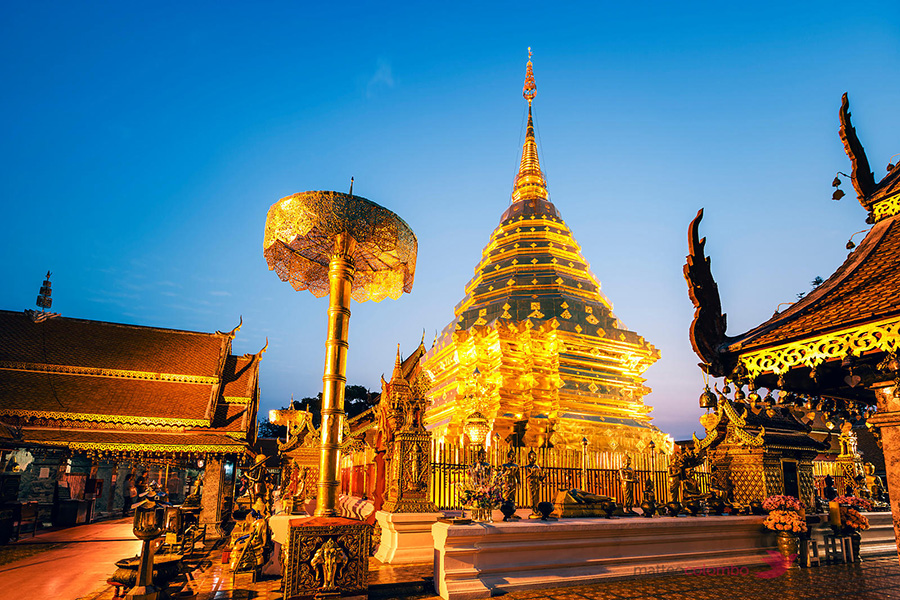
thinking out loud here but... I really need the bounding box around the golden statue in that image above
[523,450,546,518]
[497,449,521,505]
[618,455,636,512]
[864,462,885,501]
[311,538,347,591]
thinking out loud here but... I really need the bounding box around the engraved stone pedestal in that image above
[374,510,442,564]
[284,516,370,599]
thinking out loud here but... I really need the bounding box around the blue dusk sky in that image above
[1,2,899,441]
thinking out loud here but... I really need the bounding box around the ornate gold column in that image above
[317,234,356,517]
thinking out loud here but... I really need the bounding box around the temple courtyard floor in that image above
[3,518,900,599]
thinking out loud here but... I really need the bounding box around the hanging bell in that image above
[832,176,842,187]
[833,189,845,201]
[722,382,732,395]
[734,387,745,401]
[699,386,717,409]
[888,163,895,172]
[846,239,856,250]
[748,390,760,403]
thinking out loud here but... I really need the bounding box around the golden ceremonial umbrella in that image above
[264,190,417,517]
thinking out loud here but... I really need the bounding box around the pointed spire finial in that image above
[512,48,548,204]
[523,48,537,105]
[349,176,354,196]
[392,343,403,381]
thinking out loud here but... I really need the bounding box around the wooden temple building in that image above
[422,54,667,452]
[0,308,264,536]
[684,93,900,555]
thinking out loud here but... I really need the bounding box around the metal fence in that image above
[429,441,706,510]
[341,440,848,510]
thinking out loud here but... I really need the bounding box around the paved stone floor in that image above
[4,517,900,599]
[0,517,141,600]
[78,552,900,600]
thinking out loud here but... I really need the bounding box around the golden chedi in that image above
[422,51,665,451]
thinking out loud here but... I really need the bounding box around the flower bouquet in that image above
[762,494,805,566]
[763,509,808,533]
[762,495,802,513]
[457,463,503,522]
[834,495,874,513]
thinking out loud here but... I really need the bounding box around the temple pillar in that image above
[200,457,226,539]
[869,386,900,563]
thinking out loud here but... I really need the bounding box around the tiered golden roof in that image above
[422,53,664,451]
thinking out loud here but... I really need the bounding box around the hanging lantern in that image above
[464,411,491,447]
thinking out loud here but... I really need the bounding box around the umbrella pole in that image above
[315,234,357,517]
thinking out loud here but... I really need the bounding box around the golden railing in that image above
[429,441,703,510]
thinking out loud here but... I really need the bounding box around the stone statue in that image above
[522,449,545,518]
[618,455,636,512]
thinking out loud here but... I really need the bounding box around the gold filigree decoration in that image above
[263,191,417,303]
[223,396,251,404]
[727,423,766,447]
[0,361,219,385]
[693,428,718,452]
[874,194,900,221]
[4,417,186,432]
[738,315,900,378]
[34,440,243,453]
[0,409,209,427]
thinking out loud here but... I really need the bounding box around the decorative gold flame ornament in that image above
[422,51,665,452]
[264,189,417,518]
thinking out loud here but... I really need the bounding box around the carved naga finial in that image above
[839,92,877,207]
[683,209,735,377]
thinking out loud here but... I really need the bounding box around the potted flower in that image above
[762,495,806,565]
[457,461,503,522]
[834,495,871,561]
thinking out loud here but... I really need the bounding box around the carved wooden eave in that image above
[683,208,736,378]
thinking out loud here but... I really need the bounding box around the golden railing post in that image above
[316,234,356,517]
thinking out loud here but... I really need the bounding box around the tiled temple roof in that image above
[727,214,900,353]
[0,310,262,454]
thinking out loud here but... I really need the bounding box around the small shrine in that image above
[693,387,828,509]
[423,51,665,452]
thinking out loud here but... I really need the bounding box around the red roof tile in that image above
[0,370,214,423]
[0,310,229,376]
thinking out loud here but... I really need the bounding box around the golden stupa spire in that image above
[511,47,549,204]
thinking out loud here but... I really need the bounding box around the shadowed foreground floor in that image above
[1,516,896,600]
